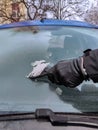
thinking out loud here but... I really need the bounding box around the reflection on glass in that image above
[47,27,98,63]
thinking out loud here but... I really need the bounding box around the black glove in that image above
[27,49,98,88]
[47,49,98,87]
[27,58,87,88]
[46,57,88,88]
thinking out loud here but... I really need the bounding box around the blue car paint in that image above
[0,19,98,29]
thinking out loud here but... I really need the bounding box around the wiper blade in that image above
[35,109,98,128]
[0,109,98,128]
[0,111,35,121]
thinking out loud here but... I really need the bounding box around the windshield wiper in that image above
[0,109,98,128]
[35,109,98,128]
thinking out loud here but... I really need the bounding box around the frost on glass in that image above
[0,26,98,113]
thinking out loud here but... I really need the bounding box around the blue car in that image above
[0,19,98,129]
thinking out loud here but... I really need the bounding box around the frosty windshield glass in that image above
[0,25,98,113]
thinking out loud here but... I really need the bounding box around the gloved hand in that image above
[46,58,88,88]
[27,58,88,88]
[27,49,98,88]
[47,49,98,87]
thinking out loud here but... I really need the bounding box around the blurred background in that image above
[0,0,98,25]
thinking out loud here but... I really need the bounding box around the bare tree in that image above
[20,0,90,20]
[20,0,48,20]
[49,0,89,20]
[0,0,91,24]
[84,6,98,25]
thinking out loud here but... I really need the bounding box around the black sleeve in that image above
[83,49,98,82]
[46,58,85,88]
[46,48,98,87]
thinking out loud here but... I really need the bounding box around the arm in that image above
[27,49,98,88]
[83,49,98,83]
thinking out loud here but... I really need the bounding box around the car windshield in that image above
[0,24,98,113]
